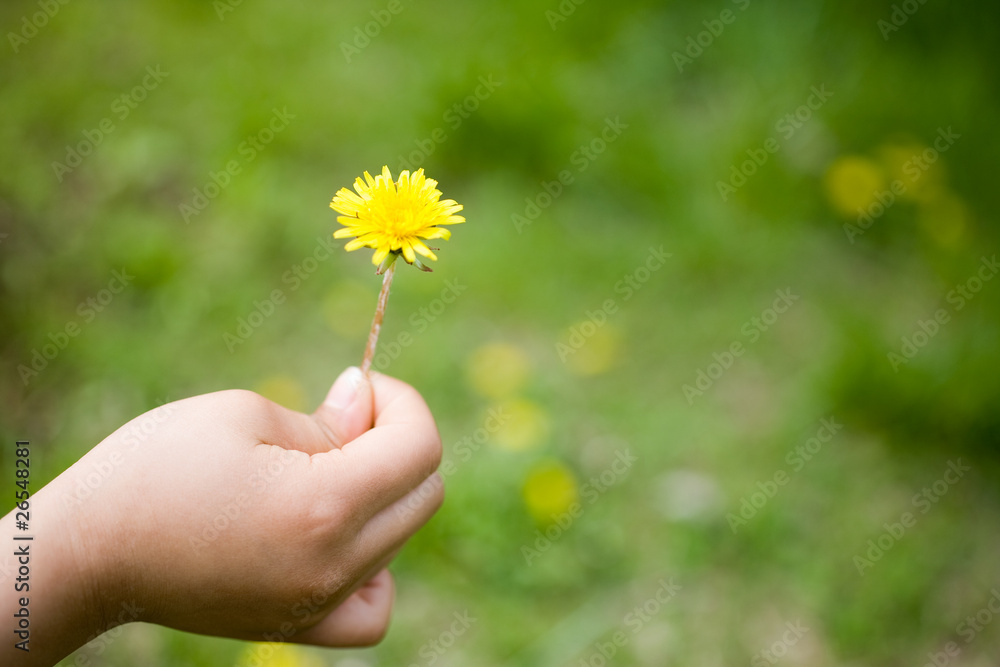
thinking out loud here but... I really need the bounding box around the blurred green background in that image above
[3,0,1000,664]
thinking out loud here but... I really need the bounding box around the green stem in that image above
[361,261,396,376]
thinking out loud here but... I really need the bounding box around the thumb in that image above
[313,366,373,447]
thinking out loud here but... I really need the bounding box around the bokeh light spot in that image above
[522,459,579,523]
[566,324,621,376]
[493,399,550,451]
[236,643,323,667]
[254,375,307,412]
[823,156,886,217]
[466,342,531,398]
[876,141,946,202]
[654,470,724,522]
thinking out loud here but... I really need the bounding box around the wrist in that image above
[0,470,124,665]
[53,451,147,633]
[28,453,147,661]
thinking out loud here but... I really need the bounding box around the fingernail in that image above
[327,366,363,409]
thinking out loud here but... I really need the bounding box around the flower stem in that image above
[361,261,396,377]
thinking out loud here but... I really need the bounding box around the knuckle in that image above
[220,388,266,407]
[302,497,353,536]
[217,389,276,422]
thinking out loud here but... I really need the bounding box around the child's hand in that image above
[2,368,444,665]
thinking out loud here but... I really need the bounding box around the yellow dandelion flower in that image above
[331,165,465,270]
[330,165,467,375]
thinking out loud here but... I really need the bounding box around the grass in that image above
[2,0,999,664]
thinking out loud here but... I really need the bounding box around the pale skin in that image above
[0,368,445,666]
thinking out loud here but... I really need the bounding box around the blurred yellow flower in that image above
[566,325,620,376]
[254,375,307,412]
[876,141,945,202]
[493,398,550,451]
[236,643,323,667]
[823,156,885,217]
[466,342,531,398]
[523,460,579,523]
[331,165,465,268]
